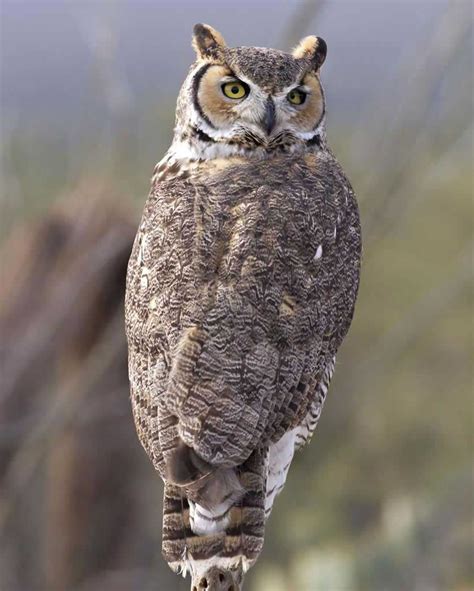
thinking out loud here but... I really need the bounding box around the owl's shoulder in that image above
[189,150,354,198]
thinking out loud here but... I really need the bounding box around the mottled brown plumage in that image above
[125,24,361,590]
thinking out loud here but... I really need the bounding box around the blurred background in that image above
[0,1,472,590]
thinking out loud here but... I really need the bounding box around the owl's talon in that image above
[191,567,241,591]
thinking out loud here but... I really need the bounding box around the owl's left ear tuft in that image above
[192,23,227,61]
[292,35,327,70]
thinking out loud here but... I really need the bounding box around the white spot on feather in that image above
[140,267,149,290]
[189,500,232,536]
[314,244,323,260]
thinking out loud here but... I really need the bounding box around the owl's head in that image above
[172,24,327,160]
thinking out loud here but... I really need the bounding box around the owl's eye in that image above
[287,88,307,105]
[222,81,249,100]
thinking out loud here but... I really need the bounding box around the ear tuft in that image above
[292,35,327,70]
[192,23,226,61]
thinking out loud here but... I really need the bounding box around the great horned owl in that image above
[125,24,361,591]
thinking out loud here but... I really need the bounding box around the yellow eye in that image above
[287,89,307,105]
[222,81,249,100]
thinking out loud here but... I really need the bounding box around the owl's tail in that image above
[162,449,267,590]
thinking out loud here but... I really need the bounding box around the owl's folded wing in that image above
[160,285,335,471]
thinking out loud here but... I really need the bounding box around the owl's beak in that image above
[261,96,276,135]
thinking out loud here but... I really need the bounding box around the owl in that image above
[125,24,361,591]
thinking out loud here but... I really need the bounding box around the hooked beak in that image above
[260,96,276,135]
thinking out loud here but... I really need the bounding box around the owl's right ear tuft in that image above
[192,23,227,61]
[292,35,327,71]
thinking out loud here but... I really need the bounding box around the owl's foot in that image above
[191,567,242,591]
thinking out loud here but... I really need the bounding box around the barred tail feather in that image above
[162,449,267,590]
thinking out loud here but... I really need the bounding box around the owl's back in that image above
[125,149,361,475]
